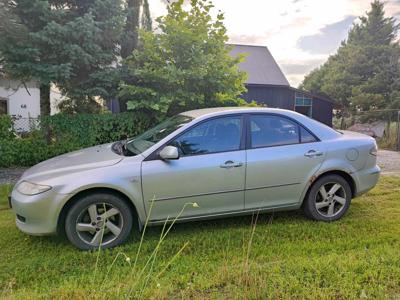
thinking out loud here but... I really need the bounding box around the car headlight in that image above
[17,181,52,195]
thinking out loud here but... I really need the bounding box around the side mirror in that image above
[159,145,179,160]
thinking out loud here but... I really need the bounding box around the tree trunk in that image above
[40,83,51,116]
[40,83,51,143]
[340,108,347,130]
[121,0,142,59]
[141,0,152,31]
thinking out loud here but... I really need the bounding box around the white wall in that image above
[50,85,66,115]
[0,79,41,132]
[0,78,40,118]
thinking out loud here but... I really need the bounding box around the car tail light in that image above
[369,145,378,156]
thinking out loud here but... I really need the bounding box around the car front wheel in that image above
[303,174,352,221]
[65,192,134,250]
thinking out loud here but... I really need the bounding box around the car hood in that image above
[22,143,124,182]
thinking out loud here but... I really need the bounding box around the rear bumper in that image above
[10,188,70,236]
[352,165,380,197]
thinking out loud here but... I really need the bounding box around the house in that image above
[230,44,336,126]
[0,77,62,131]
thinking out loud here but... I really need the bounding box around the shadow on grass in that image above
[139,209,306,241]
[22,209,306,249]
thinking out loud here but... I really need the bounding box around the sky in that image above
[148,0,400,87]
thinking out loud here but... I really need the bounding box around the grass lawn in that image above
[0,185,12,210]
[0,177,399,299]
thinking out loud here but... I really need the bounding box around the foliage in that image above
[0,0,125,115]
[119,0,248,119]
[41,112,153,147]
[0,184,12,210]
[0,115,14,140]
[0,177,400,298]
[0,112,153,167]
[300,1,400,118]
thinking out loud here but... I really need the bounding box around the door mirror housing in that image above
[159,146,179,160]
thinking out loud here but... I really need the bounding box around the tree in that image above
[301,1,400,121]
[119,0,248,119]
[0,0,124,115]
[120,0,152,59]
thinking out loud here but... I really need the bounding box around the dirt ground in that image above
[377,149,400,176]
[0,150,399,185]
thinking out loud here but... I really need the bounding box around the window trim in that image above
[245,113,320,150]
[144,114,246,161]
[0,97,9,115]
[295,92,313,117]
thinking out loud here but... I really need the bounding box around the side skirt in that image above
[146,203,301,227]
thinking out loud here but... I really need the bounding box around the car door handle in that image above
[304,150,323,158]
[220,160,243,168]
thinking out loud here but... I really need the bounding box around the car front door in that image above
[141,115,246,222]
[245,114,325,210]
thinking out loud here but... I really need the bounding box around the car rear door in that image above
[245,114,325,209]
[141,115,246,221]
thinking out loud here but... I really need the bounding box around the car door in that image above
[245,114,325,209]
[141,115,246,221]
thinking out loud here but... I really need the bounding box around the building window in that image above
[0,98,8,115]
[295,92,312,117]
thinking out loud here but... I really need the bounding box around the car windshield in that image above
[126,114,194,155]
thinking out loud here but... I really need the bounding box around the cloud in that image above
[280,59,326,75]
[297,16,356,54]
[148,0,400,86]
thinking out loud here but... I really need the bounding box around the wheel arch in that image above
[57,187,140,235]
[302,170,356,206]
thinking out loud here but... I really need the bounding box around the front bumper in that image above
[353,165,381,196]
[10,188,70,236]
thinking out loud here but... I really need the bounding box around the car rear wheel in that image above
[65,193,133,250]
[303,174,352,221]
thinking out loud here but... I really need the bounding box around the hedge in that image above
[0,113,154,167]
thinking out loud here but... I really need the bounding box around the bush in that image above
[0,112,153,167]
[0,115,14,140]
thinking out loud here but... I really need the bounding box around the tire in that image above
[303,174,352,222]
[65,192,134,250]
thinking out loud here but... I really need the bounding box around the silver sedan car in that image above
[10,108,380,250]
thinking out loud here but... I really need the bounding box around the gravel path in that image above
[0,168,26,185]
[377,150,400,176]
[0,150,399,185]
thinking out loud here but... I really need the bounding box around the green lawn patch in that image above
[0,177,399,299]
[0,185,12,210]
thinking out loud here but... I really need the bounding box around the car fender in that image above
[299,157,358,205]
[53,161,147,225]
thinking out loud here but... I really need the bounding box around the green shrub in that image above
[0,115,14,140]
[0,112,154,167]
[41,112,153,147]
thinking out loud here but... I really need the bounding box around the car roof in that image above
[181,107,290,118]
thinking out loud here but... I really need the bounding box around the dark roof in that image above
[229,44,290,86]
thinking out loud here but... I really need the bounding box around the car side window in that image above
[171,116,242,156]
[300,126,317,143]
[250,115,300,148]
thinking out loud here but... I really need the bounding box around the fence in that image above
[11,116,40,133]
[335,109,400,151]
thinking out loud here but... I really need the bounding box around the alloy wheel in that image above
[75,203,124,247]
[315,182,347,218]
